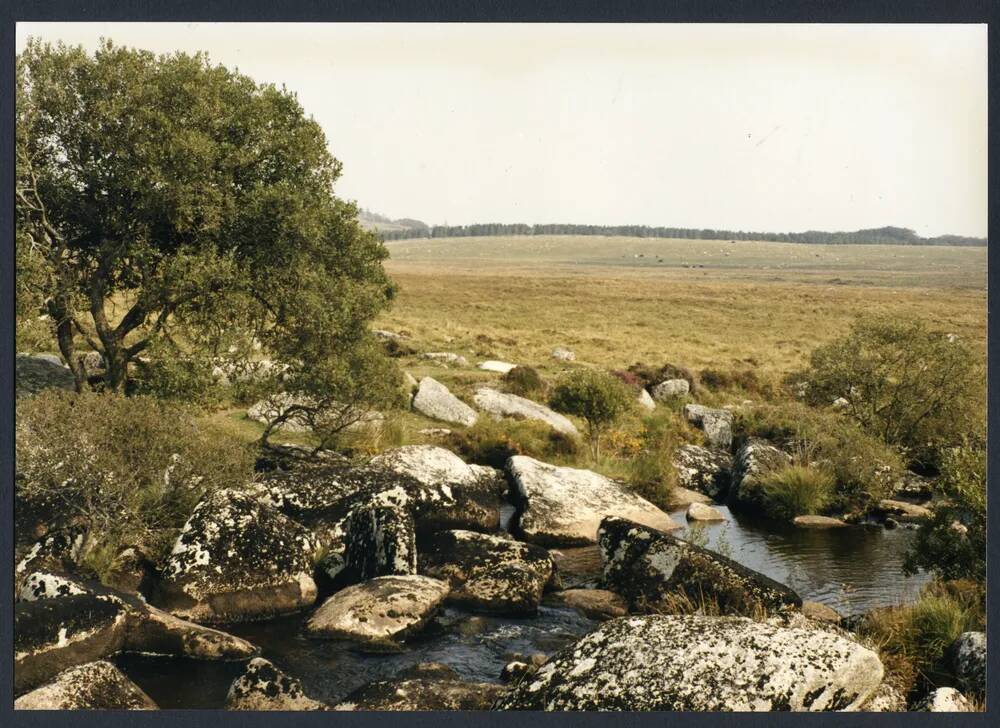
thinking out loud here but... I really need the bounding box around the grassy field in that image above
[379,236,986,380]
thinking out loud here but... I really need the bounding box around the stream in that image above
[115,507,930,709]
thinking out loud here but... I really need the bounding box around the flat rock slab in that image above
[335,678,505,710]
[15,661,157,710]
[543,589,628,620]
[686,502,726,521]
[479,360,517,373]
[493,614,884,711]
[15,354,76,398]
[599,516,801,616]
[421,352,469,366]
[508,455,679,546]
[668,486,713,508]
[877,499,932,522]
[154,489,317,624]
[474,388,580,437]
[226,658,326,710]
[412,377,478,427]
[419,530,556,615]
[306,575,449,651]
[793,515,847,529]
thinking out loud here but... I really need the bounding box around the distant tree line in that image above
[378,223,985,247]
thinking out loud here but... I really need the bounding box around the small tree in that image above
[16,39,398,424]
[550,369,633,458]
[802,315,983,468]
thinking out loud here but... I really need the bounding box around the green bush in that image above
[550,369,634,457]
[801,315,984,469]
[904,439,986,583]
[502,365,546,398]
[448,417,579,469]
[699,367,773,397]
[129,342,223,406]
[627,361,699,394]
[859,582,984,695]
[756,465,835,520]
[15,391,254,570]
[734,400,901,512]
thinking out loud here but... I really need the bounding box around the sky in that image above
[16,23,988,237]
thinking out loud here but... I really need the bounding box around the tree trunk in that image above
[47,297,86,392]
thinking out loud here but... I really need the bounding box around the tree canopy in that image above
[16,39,399,425]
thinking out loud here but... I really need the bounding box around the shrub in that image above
[15,391,254,570]
[757,465,835,520]
[800,315,984,469]
[627,361,699,394]
[129,342,224,406]
[859,582,984,695]
[904,439,986,583]
[734,400,902,512]
[502,365,546,398]
[448,417,579,469]
[610,369,643,390]
[550,369,634,457]
[699,367,773,397]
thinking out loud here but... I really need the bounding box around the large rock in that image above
[637,388,656,411]
[877,499,932,523]
[598,516,801,616]
[14,661,157,710]
[226,657,326,711]
[683,404,734,450]
[305,575,449,651]
[335,678,504,710]
[793,515,847,529]
[341,502,416,585]
[950,631,986,697]
[15,526,91,587]
[421,352,468,366]
[651,378,689,400]
[411,377,478,427]
[153,489,317,624]
[508,456,679,546]
[480,360,517,374]
[914,687,974,712]
[862,682,907,711]
[493,614,884,711]
[686,502,726,521]
[16,354,76,398]
[672,445,731,499]
[473,388,580,437]
[731,437,792,507]
[18,571,90,601]
[418,530,556,614]
[14,594,129,695]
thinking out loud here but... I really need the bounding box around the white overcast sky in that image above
[17,23,988,237]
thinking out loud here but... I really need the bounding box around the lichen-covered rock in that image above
[672,445,731,499]
[508,456,679,546]
[306,575,449,651]
[14,661,157,710]
[892,470,934,501]
[14,593,129,695]
[686,502,726,521]
[501,661,535,683]
[914,687,973,712]
[102,546,156,595]
[15,526,91,589]
[683,404,734,450]
[335,678,504,710]
[492,614,883,711]
[637,388,656,411]
[474,388,580,437]
[341,502,416,584]
[542,589,628,620]
[731,437,792,507]
[123,604,258,661]
[16,353,76,398]
[412,377,478,427]
[598,516,801,616]
[18,571,90,601]
[950,631,985,697]
[226,657,326,710]
[551,347,576,362]
[862,682,907,711]
[422,352,469,366]
[154,489,317,624]
[418,530,556,615]
[651,378,689,400]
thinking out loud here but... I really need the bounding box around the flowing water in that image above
[115,507,929,708]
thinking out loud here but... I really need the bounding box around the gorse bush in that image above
[904,439,986,583]
[757,465,835,520]
[448,417,579,469]
[502,365,546,398]
[734,400,901,512]
[550,369,634,458]
[801,315,984,469]
[15,391,253,567]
